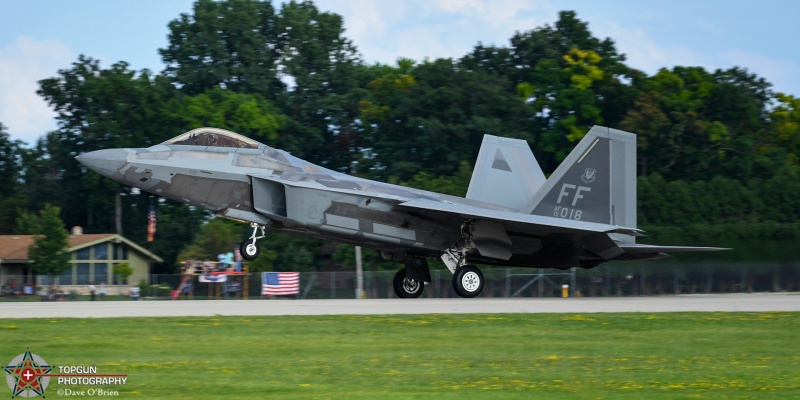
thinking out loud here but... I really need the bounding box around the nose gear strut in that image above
[240,223,266,260]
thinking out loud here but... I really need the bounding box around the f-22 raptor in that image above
[76,126,726,298]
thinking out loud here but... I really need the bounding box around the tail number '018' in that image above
[553,206,582,220]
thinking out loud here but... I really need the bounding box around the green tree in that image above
[770,93,800,163]
[173,88,286,143]
[0,123,25,233]
[14,208,41,235]
[463,11,638,169]
[358,59,530,182]
[271,1,363,169]
[261,232,327,272]
[18,204,71,279]
[36,56,183,233]
[621,66,774,181]
[176,218,240,267]
[400,161,474,197]
[160,0,363,169]
[145,201,206,273]
[113,262,134,284]
[160,0,283,97]
[0,122,22,196]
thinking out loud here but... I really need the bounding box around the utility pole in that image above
[115,192,123,235]
[355,245,364,299]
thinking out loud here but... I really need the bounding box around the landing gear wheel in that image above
[393,268,424,298]
[453,265,484,298]
[240,241,260,260]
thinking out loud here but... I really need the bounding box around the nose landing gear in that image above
[240,223,266,261]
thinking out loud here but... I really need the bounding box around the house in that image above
[0,227,162,291]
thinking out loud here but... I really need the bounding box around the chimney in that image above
[72,226,83,235]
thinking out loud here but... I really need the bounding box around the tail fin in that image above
[466,134,546,210]
[522,126,637,243]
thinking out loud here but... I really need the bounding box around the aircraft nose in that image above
[75,149,129,177]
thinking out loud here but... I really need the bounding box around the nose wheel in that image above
[240,223,266,261]
[240,241,260,260]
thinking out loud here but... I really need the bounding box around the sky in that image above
[2,0,798,145]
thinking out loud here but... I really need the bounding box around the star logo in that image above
[4,349,52,398]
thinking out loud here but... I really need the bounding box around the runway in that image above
[1,293,798,319]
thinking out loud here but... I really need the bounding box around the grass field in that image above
[1,312,798,399]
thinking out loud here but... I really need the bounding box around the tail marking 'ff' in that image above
[523,126,637,243]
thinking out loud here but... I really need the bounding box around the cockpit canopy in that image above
[164,127,262,149]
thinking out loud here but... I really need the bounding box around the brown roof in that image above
[65,233,116,248]
[0,236,34,260]
[0,234,116,261]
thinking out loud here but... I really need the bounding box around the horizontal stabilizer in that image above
[619,244,731,253]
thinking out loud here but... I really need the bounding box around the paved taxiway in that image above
[1,293,798,319]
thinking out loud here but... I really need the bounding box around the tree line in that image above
[1,1,799,274]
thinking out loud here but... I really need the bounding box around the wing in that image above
[396,198,642,237]
[396,198,643,261]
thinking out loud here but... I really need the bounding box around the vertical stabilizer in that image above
[522,126,637,243]
[466,134,546,210]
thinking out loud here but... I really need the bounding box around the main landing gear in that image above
[240,223,266,261]
[452,265,484,298]
[441,221,485,298]
[390,257,430,298]
[392,263,486,298]
[390,220,487,298]
[393,268,424,298]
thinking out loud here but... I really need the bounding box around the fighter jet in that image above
[76,126,726,298]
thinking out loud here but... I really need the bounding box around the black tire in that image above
[453,265,484,298]
[240,241,260,260]
[393,268,424,298]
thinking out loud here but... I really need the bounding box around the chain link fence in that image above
[4,261,798,301]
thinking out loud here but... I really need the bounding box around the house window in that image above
[114,244,128,260]
[76,263,90,284]
[94,244,108,260]
[59,267,73,285]
[95,263,108,284]
[76,247,90,260]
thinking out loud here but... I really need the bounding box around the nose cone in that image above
[76,149,129,178]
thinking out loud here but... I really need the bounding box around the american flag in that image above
[261,272,300,296]
[146,203,157,242]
